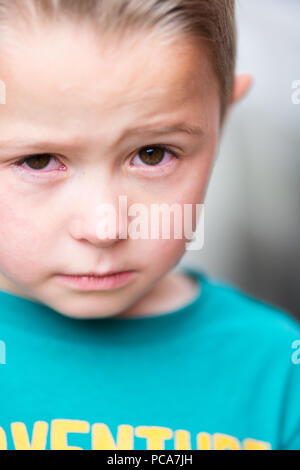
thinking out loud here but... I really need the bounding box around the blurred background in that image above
[178,0,300,318]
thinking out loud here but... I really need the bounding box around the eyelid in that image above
[14,153,57,164]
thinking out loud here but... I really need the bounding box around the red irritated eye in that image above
[14,153,66,172]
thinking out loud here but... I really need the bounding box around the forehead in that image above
[3,20,214,101]
[0,21,218,142]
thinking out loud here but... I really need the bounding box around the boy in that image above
[0,0,299,450]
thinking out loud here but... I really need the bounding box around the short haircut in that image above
[0,0,236,122]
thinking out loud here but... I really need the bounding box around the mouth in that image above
[56,270,136,291]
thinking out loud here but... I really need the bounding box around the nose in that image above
[69,203,126,248]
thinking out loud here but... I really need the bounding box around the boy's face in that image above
[0,21,220,319]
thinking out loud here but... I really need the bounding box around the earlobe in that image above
[230,74,253,105]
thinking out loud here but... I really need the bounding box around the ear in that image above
[230,73,253,105]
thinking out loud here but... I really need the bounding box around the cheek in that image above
[156,237,187,262]
[0,195,48,279]
[131,225,187,268]
[137,238,186,279]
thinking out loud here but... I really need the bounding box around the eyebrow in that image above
[120,123,204,138]
[0,123,204,152]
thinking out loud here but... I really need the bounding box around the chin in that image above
[50,302,125,320]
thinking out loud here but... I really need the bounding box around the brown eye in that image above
[138,147,165,166]
[23,154,52,170]
[14,153,66,177]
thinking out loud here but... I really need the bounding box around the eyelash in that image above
[13,145,181,175]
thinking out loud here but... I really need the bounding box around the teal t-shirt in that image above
[0,267,300,450]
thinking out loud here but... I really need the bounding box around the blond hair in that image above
[0,0,236,121]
